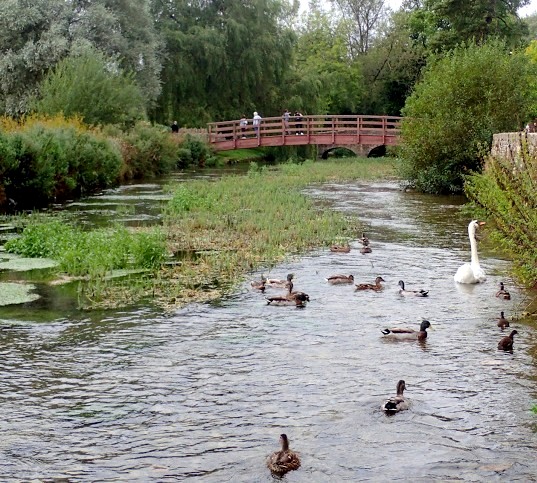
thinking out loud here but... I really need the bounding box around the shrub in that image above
[401,40,537,194]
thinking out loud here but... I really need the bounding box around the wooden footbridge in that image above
[207,115,402,157]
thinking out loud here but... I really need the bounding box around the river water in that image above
[1,173,536,481]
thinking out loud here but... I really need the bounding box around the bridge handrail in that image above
[207,114,402,143]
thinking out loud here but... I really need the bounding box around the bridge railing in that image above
[207,115,402,147]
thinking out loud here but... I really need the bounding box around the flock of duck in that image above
[250,219,518,477]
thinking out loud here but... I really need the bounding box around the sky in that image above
[385,0,537,17]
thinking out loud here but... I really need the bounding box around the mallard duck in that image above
[495,282,511,300]
[250,275,266,292]
[382,380,409,413]
[265,273,293,288]
[498,329,517,350]
[267,434,301,476]
[359,232,370,246]
[381,320,431,341]
[398,280,429,297]
[266,282,309,307]
[355,276,385,291]
[360,246,372,254]
[330,244,351,253]
[326,274,354,285]
[497,311,509,330]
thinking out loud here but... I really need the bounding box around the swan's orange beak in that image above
[478,221,486,226]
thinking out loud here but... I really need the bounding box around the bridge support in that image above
[317,144,385,159]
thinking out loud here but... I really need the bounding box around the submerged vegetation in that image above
[3,158,395,309]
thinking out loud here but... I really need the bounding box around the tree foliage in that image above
[400,40,536,194]
[0,0,161,116]
[153,0,296,126]
[34,48,146,126]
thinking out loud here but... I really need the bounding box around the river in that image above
[1,172,536,481]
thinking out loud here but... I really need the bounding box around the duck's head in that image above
[376,276,385,283]
[286,273,294,281]
[398,280,405,289]
[280,434,289,450]
[396,380,406,394]
[499,282,505,289]
[509,330,518,338]
[420,320,431,331]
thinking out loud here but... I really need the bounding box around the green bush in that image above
[177,134,218,168]
[119,121,178,179]
[465,150,537,286]
[34,48,147,127]
[401,40,537,194]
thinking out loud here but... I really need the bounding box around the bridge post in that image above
[332,117,336,144]
[233,122,237,149]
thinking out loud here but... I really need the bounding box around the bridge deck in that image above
[208,115,401,151]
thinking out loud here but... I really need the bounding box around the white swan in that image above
[454,220,486,284]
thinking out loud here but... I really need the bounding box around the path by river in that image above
[0,175,536,481]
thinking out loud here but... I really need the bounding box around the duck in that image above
[360,245,372,254]
[330,244,351,253]
[454,220,486,284]
[265,273,293,288]
[267,434,301,476]
[382,380,409,413]
[381,319,431,341]
[250,275,266,292]
[355,276,385,291]
[495,282,511,300]
[326,274,354,285]
[359,232,370,246]
[266,282,309,307]
[497,311,509,330]
[398,280,429,297]
[498,329,517,350]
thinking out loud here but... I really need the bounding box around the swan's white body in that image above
[454,220,486,284]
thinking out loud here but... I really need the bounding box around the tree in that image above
[34,48,146,126]
[152,0,296,126]
[0,0,161,116]
[400,40,536,194]
[331,0,389,55]
[287,5,365,114]
[404,0,530,53]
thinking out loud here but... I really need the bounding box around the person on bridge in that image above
[253,111,262,136]
[282,109,290,135]
[294,111,303,135]
[240,115,248,138]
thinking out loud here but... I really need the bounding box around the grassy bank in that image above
[5,157,396,310]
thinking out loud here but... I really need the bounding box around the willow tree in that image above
[0,0,161,116]
[153,0,296,126]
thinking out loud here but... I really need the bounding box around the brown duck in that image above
[382,380,409,413]
[497,311,509,330]
[495,282,511,300]
[355,276,385,291]
[326,274,354,285]
[266,282,309,307]
[330,244,351,253]
[267,434,301,476]
[498,330,517,350]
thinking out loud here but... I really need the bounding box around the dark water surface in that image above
[1,176,536,481]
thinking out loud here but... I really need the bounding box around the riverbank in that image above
[2,157,397,310]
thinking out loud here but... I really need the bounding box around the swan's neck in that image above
[468,226,480,267]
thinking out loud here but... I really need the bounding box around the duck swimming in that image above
[360,245,372,254]
[330,244,351,253]
[266,282,309,307]
[355,276,385,291]
[495,282,511,300]
[381,320,431,341]
[265,273,293,289]
[250,275,266,292]
[267,434,301,476]
[497,311,509,330]
[326,274,354,285]
[498,330,517,351]
[382,380,409,413]
[398,280,429,297]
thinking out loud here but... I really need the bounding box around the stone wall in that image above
[491,132,537,162]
